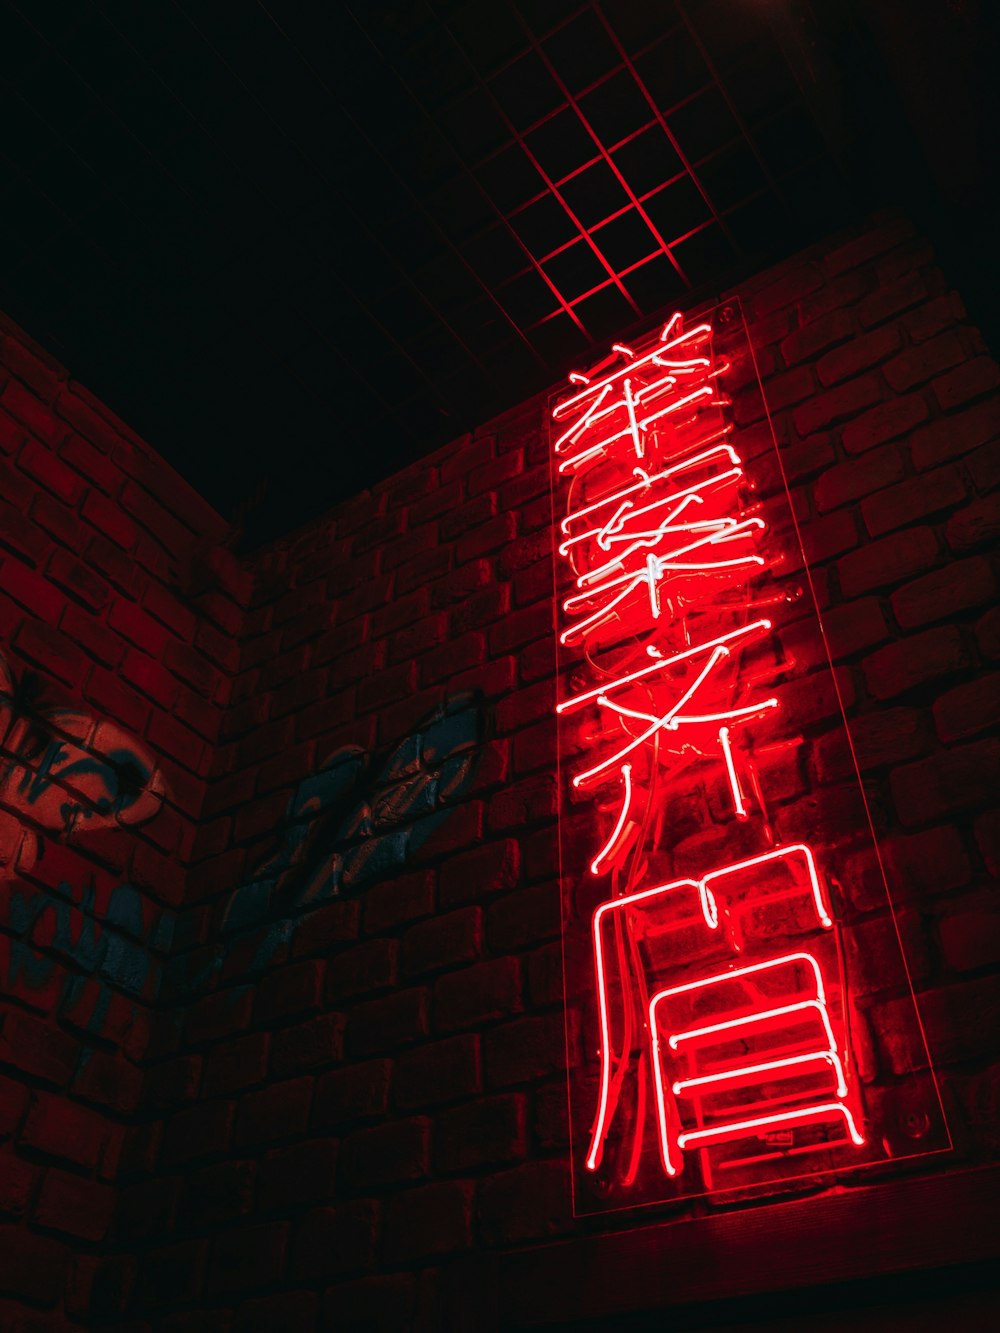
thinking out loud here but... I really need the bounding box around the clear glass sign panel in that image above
[549,301,950,1216]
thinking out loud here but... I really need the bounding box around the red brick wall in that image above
[0,316,246,1325]
[127,214,999,1331]
[3,212,999,1328]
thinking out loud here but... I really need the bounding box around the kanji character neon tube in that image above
[550,312,868,1191]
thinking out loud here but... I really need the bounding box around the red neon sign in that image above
[550,304,949,1212]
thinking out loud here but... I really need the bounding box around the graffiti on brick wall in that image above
[1,649,165,874]
[176,692,485,995]
[551,306,951,1213]
[1,646,167,1035]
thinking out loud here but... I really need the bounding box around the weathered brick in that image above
[792,374,882,437]
[512,717,558,777]
[257,1138,339,1212]
[488,773,558,832]
[933,674,1000,744]
[816,325,901,387]
[121,480,194,555]
[249,960,323,1026]
[863,625,972,700]
[773,785,871,846]
[21,1095,110,1171]
[61,432,122,493]
[884,332,966,392]
[837,526,937,598]
[327,939,398,999]
[910,399,1000,470]
[178,1157,258,1226]
[440,434,493,485]
[0,1074,30,1138]
[428,558,492,609]
[753,263,823,317]
[905,975,1000,1067]
[369,587,429,643]
[363,871,436,935]
[422,628,486,685]
[206,1221,288,1296]
[856,271,928,329]
[234,1080,312,1149]
[932,356,1000,411]
[903,289,964,340]
[891,740,1000,825]
[967,438,1000,494]
[35,1170,116,1242]
[434,957,521,1032]
[340,1118,430,1190]
[12,618,83,686]
[235,1290,319,1330]
[813,707,927,781]
[80,490,140,551]
[841,393,929,455]
[861,465,966,537]
[814,443,906,513]
[819,597,889,659]
[487,881,561,952]
[270,1014,345,1079]
[85,532,137,592]
[779,309,853,367]
[890,556,996,630]
[435,1095,526,1172]
[0,1223,67,1304]
[476,1159,571,1246]
[884,825,972,899]
[946,493,1000,552]
[395,1035,481,1110]
[439,838,520,907]
[148,710,208,773]
[4,557,66,622]
[161,1100,234,1165]
[976,808,1000,877]
[485,1013,568,1087]
[766,433,836,487]
[2,376,68,445]
[409,478,462,527]
[383,1181,472,1264]
[467,448,524,497]
[534,1080,570,1151]
[348,987,430,1057]
[402,907,482,977]
[312,1060,392,1130]
[488,602,551,656]
[939,905,1000,974]
[451,584,511,637]
[0,499,48,564]
[763,365,815,411]
[203,1033,270,1098]
[798,271,865,324]
[356,660,416,715]
[59,604,123,670]
[455,512,517,563]
[136,1236,208,1307]
[19,439,85,505]
[291,1200,380,1282]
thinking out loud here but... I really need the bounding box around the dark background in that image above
[1,0,996,546]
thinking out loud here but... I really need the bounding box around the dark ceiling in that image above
[1,1,996,546]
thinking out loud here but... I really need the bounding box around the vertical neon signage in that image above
[550,303,949,1213]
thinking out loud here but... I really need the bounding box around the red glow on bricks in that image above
[550,308,948,1208]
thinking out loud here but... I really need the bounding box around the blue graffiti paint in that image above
[3,877,158,1048]
[169,691,486,1001]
